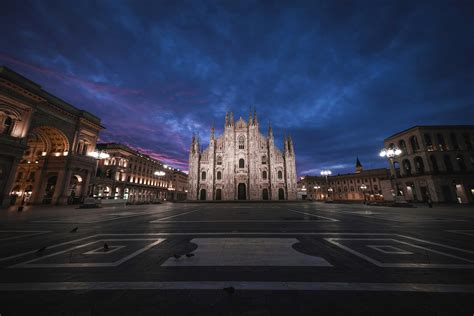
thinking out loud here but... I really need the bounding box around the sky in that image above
[2,0,473,175]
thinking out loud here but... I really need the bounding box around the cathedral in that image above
[188,111,297,200]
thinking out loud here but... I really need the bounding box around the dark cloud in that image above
[2,0,473,175]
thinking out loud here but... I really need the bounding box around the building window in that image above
[278,170,283,179]
[410,136,420,152]
[201,171,206,180]
[216,171,222,180]
[262,155,267,164]
[216,156,222,165]
[403,159,412,176]
[424,134,434,151]
[239,159,244,168]
[2,116,13,135]
[437,134,448,151]
[398,139,407,154]
[262,170,267,179]
[414,156,425,174]
[238,136,245,149]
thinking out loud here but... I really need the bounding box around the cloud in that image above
[1,0,473,175]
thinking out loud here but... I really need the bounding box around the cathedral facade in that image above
[188,111,297,200]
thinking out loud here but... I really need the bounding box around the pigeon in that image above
[173,254,182,259]
[36,246,47,255]
[103,243,109,251]
[223,286,235,295]
[185,253,195,258]
[70,227,78,233]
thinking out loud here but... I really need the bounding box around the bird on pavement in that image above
[70,227,78,233]
[173,254,182,259]
[185,253,195,258]
[103,243,109,251]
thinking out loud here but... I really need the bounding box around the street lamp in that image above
[380,147,402,200]
[320,169,332,201]
[360,184,367,204]
[88,150,110,197]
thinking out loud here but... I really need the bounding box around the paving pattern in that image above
[0,202,473,315]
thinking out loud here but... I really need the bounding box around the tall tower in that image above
[248,109,259,199]
[284,135,297,200]
[188,134,200,200]
[223,112,235,199]
[355,157,363,173]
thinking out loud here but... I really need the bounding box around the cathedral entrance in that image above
[262,188,269,200]
[200,189,206,200]
[237,183,246,200]
[215,189,222,200]
[278,188,285,200]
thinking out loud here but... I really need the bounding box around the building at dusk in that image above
[93,143,187,203]
[188,111,297,200]
[298,159,389,202]
[0,66,103,207]
[382,125,474,203]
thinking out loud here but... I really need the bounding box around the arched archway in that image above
[200,189,206,200]
[278,188,285,200]
[262,188,269,200]
[215,189,222,200]
[238,183,246,200]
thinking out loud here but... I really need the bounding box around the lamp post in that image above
[379,147,402,201]
[313,185,320,200]
[360,184,367,204]
[88,151,110,198]
[320,169,332,201]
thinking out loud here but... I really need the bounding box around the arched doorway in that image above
[200,189,206,200]
[43,176,57,204]
[262,188,269,200]
[215,189,222,200]
[238,183,246,200]
[278,188,285,200]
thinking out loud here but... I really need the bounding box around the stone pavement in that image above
[0,202,473,315]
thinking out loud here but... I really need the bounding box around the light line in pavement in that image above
[0,281,472,293]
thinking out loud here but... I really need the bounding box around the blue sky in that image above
[2,0,473,175]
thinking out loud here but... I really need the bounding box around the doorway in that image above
[262,188,269,200]
[215,189,222,200]
[278,188,285,200]
[200,189,206,200]
[238,183,246,200]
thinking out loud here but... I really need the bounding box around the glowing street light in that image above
[320,169,332,201]
[88,150,111,198]
[380,146,402,199]
[360,184,368,204]
[154,171,166,176]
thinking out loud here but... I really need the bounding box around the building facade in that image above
[382,125,474,203]
[188,111,297,200]
[93,143,187,203]
[0,66,102,207]
[298,159,389,202]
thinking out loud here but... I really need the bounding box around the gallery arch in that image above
[0,67,102,207]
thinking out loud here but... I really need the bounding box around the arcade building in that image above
[0,66,102,206]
